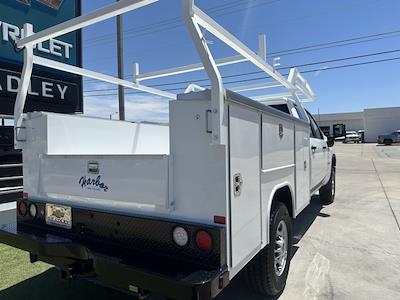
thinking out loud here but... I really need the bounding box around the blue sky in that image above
[81,0,400,122]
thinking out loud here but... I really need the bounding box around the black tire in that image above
[319,163,336,205]
[384,139,392,146]
[244,202,292,296]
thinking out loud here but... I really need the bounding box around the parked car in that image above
[357,130,365,143]
[343,131,360,143]
[377,130,400,145]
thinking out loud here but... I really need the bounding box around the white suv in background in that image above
[343,131,361,143]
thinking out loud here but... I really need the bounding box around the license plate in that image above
[45,204,72,229]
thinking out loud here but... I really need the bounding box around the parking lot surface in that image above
[0,143,399,300]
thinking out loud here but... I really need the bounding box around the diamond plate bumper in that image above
[0,221,229,300]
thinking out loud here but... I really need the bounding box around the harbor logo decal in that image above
[79,175,109,192]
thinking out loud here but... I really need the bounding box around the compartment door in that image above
[229,104,261,268]
[38,155,171,214]
[295,124,311,213]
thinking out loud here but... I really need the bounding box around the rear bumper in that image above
[0,222,229,300]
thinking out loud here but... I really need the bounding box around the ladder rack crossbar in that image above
[192,6,293,91]
[137,55,247,82]
[16,0,159,49]
[33,56,176,100]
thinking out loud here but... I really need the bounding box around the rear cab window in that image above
[306,111,324,139]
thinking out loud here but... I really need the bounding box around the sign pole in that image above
[117,0,125,121]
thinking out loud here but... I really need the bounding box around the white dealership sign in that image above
[0,21,73,60]
[0,0,82,115]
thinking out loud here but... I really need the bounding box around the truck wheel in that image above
[384,139,392,146]
[244,202,292,296]
[319,164,336,205]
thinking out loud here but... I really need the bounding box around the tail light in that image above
[18,201,27,217]
[172,226,189,247]
[29,203,38,218]
[195,230,213,253]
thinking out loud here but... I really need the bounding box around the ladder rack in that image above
[14,0,315,147]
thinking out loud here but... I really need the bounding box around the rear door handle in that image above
[322,146,327,150]
[311,145,317,151]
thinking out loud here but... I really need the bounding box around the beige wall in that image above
[364,107,400,143]
[314,107,400,143]
[314,112,364,136]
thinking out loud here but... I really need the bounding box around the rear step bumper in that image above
[0,223,229,300]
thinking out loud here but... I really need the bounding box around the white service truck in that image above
[0,1,346,299]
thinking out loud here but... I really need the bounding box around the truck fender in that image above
[264,182,295,245]
[323,154,336,185]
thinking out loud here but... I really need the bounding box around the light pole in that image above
[116,0,125,121]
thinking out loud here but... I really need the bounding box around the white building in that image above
[314,106,400,143]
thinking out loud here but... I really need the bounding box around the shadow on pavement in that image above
[0,268,132,300]
[292,195,325,248]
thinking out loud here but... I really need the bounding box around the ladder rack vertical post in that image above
[258,34,267,61]
[182,0,226,146]
[133,62,140,84]
[14,23,34,149]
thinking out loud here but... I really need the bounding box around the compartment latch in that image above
[233,173,243,197]
[87,161,100,174]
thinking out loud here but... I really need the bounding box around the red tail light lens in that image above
[18,201,27,217]
[195,230,213,253]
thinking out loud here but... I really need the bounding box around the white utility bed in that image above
[23,112,173,214]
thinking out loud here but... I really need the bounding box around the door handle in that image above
[311,145,317,151]
[322,146,327,150]
[233,173,243,197]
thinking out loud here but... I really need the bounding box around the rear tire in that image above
[244,202,292,296]
[319,163,336,205]
[384,139,392,146]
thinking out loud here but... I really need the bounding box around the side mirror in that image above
[327,136,335,147]
[333,124,346,138]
